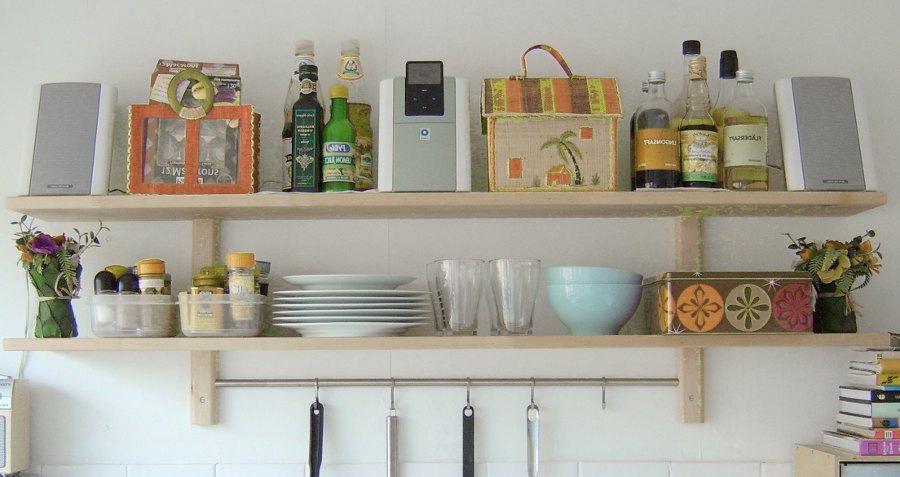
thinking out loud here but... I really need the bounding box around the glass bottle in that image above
[723,70,769,191]
[336,39,374,191]
[671,40,701,132]
[712,50,738,187]
[679,55,718,188]
[629,80,649,190]
[282,40,317,191]
[321,84,357,192]
[289,65,324,192]
[634,71,680,189]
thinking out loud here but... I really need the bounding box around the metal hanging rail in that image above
[217,377,678,388]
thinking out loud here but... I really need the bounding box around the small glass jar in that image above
[135,259,171,295]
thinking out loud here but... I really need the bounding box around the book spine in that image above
[858,439,900,455]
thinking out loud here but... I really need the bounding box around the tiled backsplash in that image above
[31,461,793,477]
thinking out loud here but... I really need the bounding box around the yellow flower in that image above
[824,240,847,250]
[817,251,851,284]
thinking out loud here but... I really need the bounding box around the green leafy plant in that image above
[785,230,881,294]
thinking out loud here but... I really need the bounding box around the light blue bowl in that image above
[546,283,642,335]
[545,266,642,286]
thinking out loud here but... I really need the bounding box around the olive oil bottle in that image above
[633,71,679,189]
[723,70,768,190]
[289,65,324,192]
[679,55,718,188]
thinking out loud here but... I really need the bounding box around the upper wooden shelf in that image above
[4,332,897,352]
[5,191,887,222]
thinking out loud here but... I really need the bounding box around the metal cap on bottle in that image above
[295,39,315,57]
[736,70,755,83]
[682,40,701,56]
[688,56,707,80]
[719,50,738,79]
[648,70,666,83]
[226,252,256,269]
[341,39,360,56]
[330,84,349,99]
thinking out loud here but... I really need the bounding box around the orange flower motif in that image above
[798,247,814,262]
[824,240,846,250]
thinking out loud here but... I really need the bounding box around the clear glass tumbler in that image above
[489,259,541,335]
[426,259,485,336]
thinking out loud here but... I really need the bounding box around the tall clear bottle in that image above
[629,80,649,190]
[282,40,318,191]
[712,50,738,187]
[634,71,680,189]
[671,40,701,132]
[321,84,356,192]
[679,55,718,188]
[723,70,768,190]
[290,65,325,192]
[336,39,374,190]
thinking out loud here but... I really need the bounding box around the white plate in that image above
[275,321,427,337]
[272,308,430,317]
[273,315,430,323]
[273,296,432,305]
[271,302,431,310]
[281,274,416,290]
[273,289,430,297]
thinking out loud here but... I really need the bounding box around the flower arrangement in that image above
[12,215,107,337]
[785,230,881,294]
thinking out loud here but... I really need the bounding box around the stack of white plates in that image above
[273,274,432,337]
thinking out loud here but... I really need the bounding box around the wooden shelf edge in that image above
[796,443,900,463]
[6,190,887,221]
[3,332,896,352]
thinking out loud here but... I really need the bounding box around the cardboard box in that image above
[127,104,260,194]
[482,45,622,191]
[623,271,814,334]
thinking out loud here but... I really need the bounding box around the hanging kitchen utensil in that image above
[463,378,475,477]
[387,379,398,477]
[527,378,539,477]
[309,379,324,477]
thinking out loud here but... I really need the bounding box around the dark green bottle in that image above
[290,64,323,192]
[321,84,356,192]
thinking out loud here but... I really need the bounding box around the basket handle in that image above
[513,44,583,80]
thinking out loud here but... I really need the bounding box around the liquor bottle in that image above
[634,71,680,189]
[671,40,701,132]
[629,80,649,190]
[336,39,374,190]
[282,40,317,191]
[723,70,768,191]
[289,65,324,192]
[712,50,738,187]
[321,84,357,192]
[679,55,718,188]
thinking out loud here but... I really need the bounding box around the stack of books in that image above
[826,347,900,455]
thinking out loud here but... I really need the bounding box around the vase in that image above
[813,284,857,334]
[29,266,80,338]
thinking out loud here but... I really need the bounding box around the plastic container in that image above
[178,293,267,337]
[90,294,178,337]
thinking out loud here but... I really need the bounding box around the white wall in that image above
[1,1,899,476]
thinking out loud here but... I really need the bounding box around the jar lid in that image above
[135,258,166,275]
[227,252,256,269]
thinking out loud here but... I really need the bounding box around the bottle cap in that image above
[648,70,666,83]
[226,252,256,269]
[641,81,649,93]
[688,56,707,80]
[94,270,117,294]
[682,40,701,56]
[341,39,360,56]
[117,273,139,294]
[135,258,166,275]
[330,84,349,99]
[736,69,754,82]
[295,39,315,57]
[298,64,319,80]
[719,50,738,79]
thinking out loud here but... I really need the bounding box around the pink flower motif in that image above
[773,284,812,331]
[29,234,62,254]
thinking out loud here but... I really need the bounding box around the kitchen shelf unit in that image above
[3,190,889,426]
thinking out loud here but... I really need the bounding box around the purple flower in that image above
[30,234,62,254]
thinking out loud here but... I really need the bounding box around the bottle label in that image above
[299,78,317,95]
[680,129,718,183]
[724,123,767,167]
[293,108,320,189]
[337,56,363,81]
[282,136,293,191]
[634,129,679,172]
[322,141,356,183]
[355,136,374,190]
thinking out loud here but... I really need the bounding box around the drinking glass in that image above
[426,259,485,335]
[489,259,541,335]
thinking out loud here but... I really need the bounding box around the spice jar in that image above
[226,252,257,329]
[135,259,171,295]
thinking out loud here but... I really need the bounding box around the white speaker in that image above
[18,82,117,196]
[0,379,29,475]
[774,77,876,191]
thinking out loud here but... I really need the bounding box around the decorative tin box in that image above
[626,271,814,334]
[481,44,622,192]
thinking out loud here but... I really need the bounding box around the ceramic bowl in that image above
[546,283,642,335]
[544,266,642,286]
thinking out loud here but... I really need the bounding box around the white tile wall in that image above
[127,464,216,477]
[761,462,793,477]
[41,465,126,477]
[484,462,578,477]
[580,461,670,477]
[215,463,304,477]
[669,462,761,477]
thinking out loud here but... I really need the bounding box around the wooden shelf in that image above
[5,190,887,222]
[4,332,897,352]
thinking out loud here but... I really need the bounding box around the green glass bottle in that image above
[321,84,356,192]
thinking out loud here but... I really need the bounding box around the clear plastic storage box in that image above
[91,294,178,337]
[178,294,266,337]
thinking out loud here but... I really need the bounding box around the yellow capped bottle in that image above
[723,70,768,190]
[321,84,357,192]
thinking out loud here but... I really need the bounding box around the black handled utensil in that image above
[309,380,324,477]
